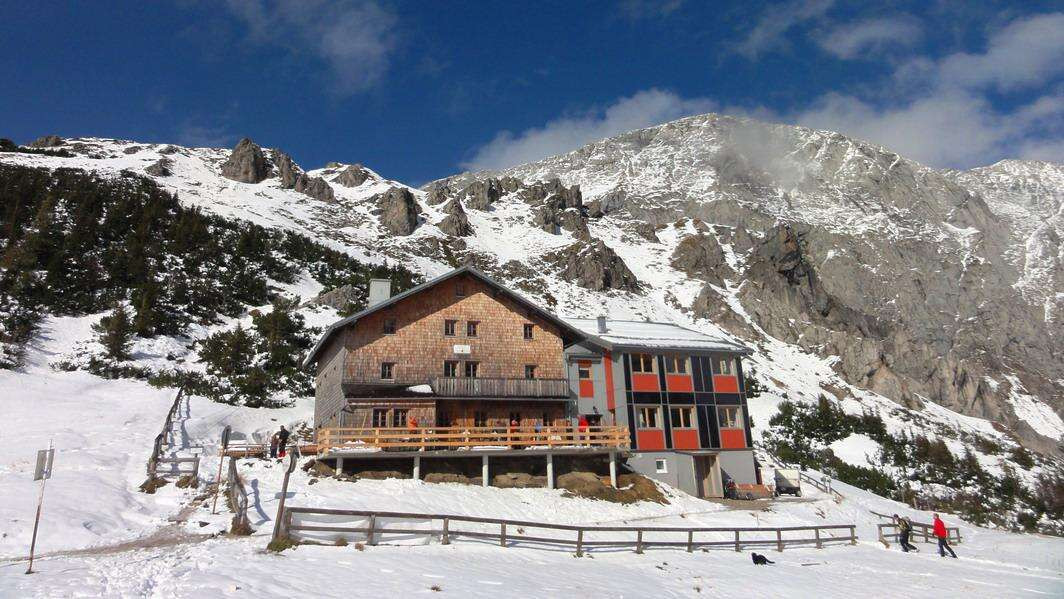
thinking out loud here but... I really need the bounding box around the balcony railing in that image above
[317,425,629,453]
[430,376,570,398]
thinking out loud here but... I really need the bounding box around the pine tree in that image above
[93,303,134,361]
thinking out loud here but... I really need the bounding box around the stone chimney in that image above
[596,315,608,333]
[368,279,392,307]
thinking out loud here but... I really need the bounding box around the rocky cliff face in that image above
[437,114,1064,452]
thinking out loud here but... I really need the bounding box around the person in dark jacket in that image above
[933,513,957,558]
[277,425,291,458]
[894,514,917,552]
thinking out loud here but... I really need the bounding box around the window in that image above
[655,459,668,474]
[670,406,695,428]
[631,353,655,373]
[466,321,479,337]
[578,364,591,379]
[392,408,409,428]
[464,361,479,378]
[371,408,388,428]
[715,357,734,375]
[443,360,458,377]
[524,365,537,379]
[474,410,487,427]
[455,282,466,297]
[380,362,395,380]
[664,356,688,374]
[382,318,396,334]
[637,407,660,428]
[523,323,534,340]
[444,319,457,336]
[718,406,743,429]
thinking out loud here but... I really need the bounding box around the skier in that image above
[277,425,291,459]
[269,431,279,459]
[894,514,917,552]
[933,513,957,558]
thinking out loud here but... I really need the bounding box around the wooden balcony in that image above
[430,376,570,398]
[317,425,629,453]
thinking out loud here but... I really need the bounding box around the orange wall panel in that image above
[604,352,616,410]
[720,428,746,449]
[666,374,693,392]
[636,429,666,450]
[632,373,660,392]
[672,429,700,449]
[579,379,595,398]
[712,375,739,393]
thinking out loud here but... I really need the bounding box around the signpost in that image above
[26,441,54,575]
[211,425,232,515]
[271,447,298,543]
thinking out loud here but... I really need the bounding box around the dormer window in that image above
[382,318,397,335]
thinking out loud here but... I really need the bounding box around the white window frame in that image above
[717,406,743,429]
[655,459,668,474]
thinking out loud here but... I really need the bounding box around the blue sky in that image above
[2,1,1061,183]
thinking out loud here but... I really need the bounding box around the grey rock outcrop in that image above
[424,182,452,206]
[459,178,503,210]
[437,199,473,237]
[145,158,173,177]
[308,285,358,311]
[123,145,142,155]
[295,175,336,203]
[29,135,63,148]
[670,233,732,285]
[220,138,270,183]
[271,149,300,188]
[375,187,421,236]
[543,239,640,292]
[334,164,372,187]
[158,145,181,155]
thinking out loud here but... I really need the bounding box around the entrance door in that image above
[696,455,722,498]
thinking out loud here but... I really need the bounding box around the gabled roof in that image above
[302,266,588,368]
[563,318,751,355]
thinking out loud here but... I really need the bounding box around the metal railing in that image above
[276,508,858,555]
[317,425,629,453]
[799,471,844,503]
[146,388,198,479]
[226,458,249,530]
[430,376,570,398]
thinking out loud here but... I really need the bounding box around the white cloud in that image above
[735,0,834,59]
[225,0,397,94]
[817,16,923,59]
[461,89,716,171]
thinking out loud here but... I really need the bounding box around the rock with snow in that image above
[144,157,173,177]
[220,138,271,183]
[333,164,372,187]
[28,134,63,148]
[543,239,640,292]
[670,233,731,284]
[375,187,420,236]
[437,199,473,237]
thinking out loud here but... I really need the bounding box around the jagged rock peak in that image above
[543,239,640,292]
[220,138,271,184]
[437,198,473,237]
[670,232,732,285]
[270,149,301,188]
[374,187,421,236]
[29,135,63,148]
[332,164,373,187]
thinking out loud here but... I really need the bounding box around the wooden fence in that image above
[317,425,629,454]
[276,508,858,556]
[226,458,249,530]
[872,511,962,545]
[146,388,199,479]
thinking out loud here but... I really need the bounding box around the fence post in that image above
[734,530,741,552]
[482,455,490,487]
[367,515,377,546]
[850,526,857,545]
[776,529,783,552]
[441,518,450,545]
[500,523,507,548]
[575,529,584,557]
[635,530,643,554]
[687,530,694,553]
[815,527,822,549]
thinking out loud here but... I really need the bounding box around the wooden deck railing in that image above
[317,425,629,453]
[429,376,570,397]
[276,508,858,555]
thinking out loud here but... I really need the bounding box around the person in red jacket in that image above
[933,513,957,558]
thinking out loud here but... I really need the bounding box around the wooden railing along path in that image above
[799,471,844,503]
[146,388,199,479]
[317,425,629,454]
[226,458,250,530]
[276,508,858,555]
[871,511,962,544]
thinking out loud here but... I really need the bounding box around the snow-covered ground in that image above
[1,352,1062,597]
